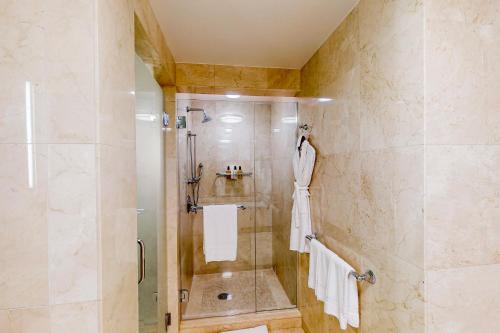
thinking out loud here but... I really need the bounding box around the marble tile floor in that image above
[183,269,295,320]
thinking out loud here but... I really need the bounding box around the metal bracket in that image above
[176,116,186,129]
[165,313,171,330]
[179,289,189,303]
[162,112,170,127]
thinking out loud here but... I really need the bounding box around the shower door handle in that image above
[137,239,145,284]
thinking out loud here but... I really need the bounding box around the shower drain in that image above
[217,292,232,300]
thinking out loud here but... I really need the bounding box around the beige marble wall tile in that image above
[98,144,138,333]
[98,0,135,147]
[426,145,500,269]
[298,0,424,331]
[425,19,500,145]
[177,64,215,87]
[299,55,319,98]
[360,250,424,332]
[267,68,300,90]
[0,307,50,333]
[176,64,300,96]
[2,0,137,332]
[97,1,137,332]
[0,0,97,144]
[426,264,500,332]
[359,147,424,268]
[47,144,98,304]
[214,65,268,90]
[0,144,49,309]
[0,1,44,143]
[425,0,500,26]
[358,0,423,48]
[424,0,500,330]
[49,301,99,333]
[134,0,176,86]
[39,0,97,144]
[359,25,423,150]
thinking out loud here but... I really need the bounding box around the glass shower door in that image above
[135,55,166,332]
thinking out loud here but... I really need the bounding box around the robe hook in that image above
[299,123,311,132]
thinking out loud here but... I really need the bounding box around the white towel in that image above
[308,239,331,301]
[221,325,268,333]
[203,205,237,263]
[323,251,359,330]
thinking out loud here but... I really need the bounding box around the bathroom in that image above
[1,0,499,333]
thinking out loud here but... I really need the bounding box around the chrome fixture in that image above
[186,131,204,212]
[176,115,186,128]
[137,239,145,284]
[349,270,376,284]
[305,233,376,285]
[186,106,212,123]
[179,289,189,303]
[187,203,247,213]
[299,123,312,132]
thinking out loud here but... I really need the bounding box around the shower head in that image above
[202,113,212,123]
[187,106,212,123]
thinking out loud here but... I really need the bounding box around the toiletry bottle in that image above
[231,165,237,180]
[237,166,243,179]
[225,165,231,179]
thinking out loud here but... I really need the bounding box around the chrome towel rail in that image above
[189,204,247,213]
[305,233,376,285]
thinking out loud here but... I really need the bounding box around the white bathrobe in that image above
[290,136,316,253]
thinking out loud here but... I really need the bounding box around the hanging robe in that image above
[290,136,316,253]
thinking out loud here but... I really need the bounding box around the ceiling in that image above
[149,0,358,69]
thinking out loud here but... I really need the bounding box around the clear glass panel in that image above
[135,55,165,333]
[255,101,298,311]
[178,99,256,319]
[178,96,297,320]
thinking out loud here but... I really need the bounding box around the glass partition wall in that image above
[177,96,298,320]
[135,55,166,333]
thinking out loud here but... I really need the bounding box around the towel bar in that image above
[189,204,246,213]
[305,233,376,285]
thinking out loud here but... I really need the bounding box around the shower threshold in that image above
[183,269,295,320]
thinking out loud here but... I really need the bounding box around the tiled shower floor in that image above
[183,269,294,319]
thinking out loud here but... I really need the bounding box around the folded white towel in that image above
[203,205,237,263]
[221,325,268,333]
[323,251,359,330]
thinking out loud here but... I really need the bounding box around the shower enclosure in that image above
[177,95,298,320]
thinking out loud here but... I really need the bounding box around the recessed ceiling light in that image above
[219,139,232,144]
[281,116,298,124]
[272,128,281,133]
[220,114,243,124]
[226,94,241,99]
[224,128,233,133]
[318,97,333,102]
